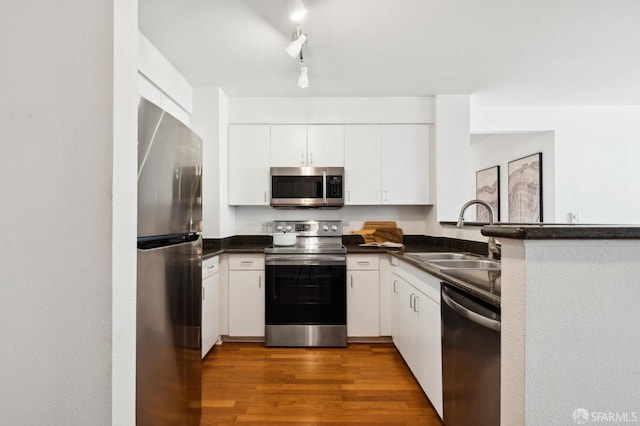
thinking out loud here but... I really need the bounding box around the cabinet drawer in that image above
[347,255,379,270]
[228,255,265,270]
[202,256,219,278]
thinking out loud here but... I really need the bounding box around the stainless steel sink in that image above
[428,259,501,270]
[405,252,480,262]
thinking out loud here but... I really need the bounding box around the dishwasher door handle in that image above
[442,286,501,332]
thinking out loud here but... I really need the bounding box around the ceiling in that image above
[138,0,640,106]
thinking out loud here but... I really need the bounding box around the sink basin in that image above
[405,252,479,262]
[428,259,501,270]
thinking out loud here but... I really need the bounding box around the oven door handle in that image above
[265,255,346,266]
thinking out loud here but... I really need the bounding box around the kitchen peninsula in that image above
[482,225,640,425]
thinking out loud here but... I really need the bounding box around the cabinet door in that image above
[415,289,443,418]
[307,125,344,166]
[202,272,219,358]
[390,273,401,342]
[380,124,429,204]
[228,270,265,337]
[228,125,270,205]
[347,270,380,337]
[394,276,414,364]
[270,125,307,167]
[344,125,381,204]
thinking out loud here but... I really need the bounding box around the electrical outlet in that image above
[567,212,580,224]
[261,222,268,233]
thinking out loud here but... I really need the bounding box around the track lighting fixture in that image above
[285,4,310,89]
[288,0,307,22]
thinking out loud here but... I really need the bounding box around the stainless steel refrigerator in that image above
[137,97,202,425]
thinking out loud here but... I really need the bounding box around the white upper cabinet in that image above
[344,125,382,205]
[270,125,307,167]
[345,124,430,205]
[381,124,430,204]
[228,123,429,206]
[307,125,344,166]
[271,125,344,167]
[228,125,270,205]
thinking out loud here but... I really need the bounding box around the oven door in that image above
[265,255,346,325]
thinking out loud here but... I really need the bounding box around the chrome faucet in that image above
[457,199,501,260]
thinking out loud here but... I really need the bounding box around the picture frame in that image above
[508,152,543,222]
[475,166,500,222]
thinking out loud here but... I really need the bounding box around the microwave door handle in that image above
[322,171,327,205]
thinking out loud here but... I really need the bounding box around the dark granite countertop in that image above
[204,234,498,306]
[203,235,271,258]
[481,224,640,240]
[389,251,501,308]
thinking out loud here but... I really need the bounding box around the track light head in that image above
[297,63,309,88]
[285,32,307,58]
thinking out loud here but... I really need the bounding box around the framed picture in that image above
[475,166,500,222]
[508,152,543,222]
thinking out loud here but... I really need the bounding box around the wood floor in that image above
[201,342,442,425]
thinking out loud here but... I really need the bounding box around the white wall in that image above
[471,105,640,224]
[431,95,472,225]
[471,132,555,222]
[113,0,138,423]
[501,239,640,424]
[191,87,234,238]
[138,32,192,124]
[0,1,137,424]
[228,97,434,124]
[233,206,430,235]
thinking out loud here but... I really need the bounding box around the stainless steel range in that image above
[265,220,347,347]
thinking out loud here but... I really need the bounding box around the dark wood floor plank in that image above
[201,342,441,425]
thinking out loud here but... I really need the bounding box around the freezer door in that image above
[137,236,202,425]
[138,97,202,237]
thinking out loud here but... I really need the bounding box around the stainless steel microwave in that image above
[270,167,344,208]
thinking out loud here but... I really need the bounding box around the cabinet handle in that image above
[393,280,398,294]
[264,190,267,203]
[301,152,305,164]
[259,275,262,289]
[350,275,354,288]
[357,261,370,266]
[310,152,313,164]
[347,190,351,202]
[202,286,205,301]
[414,296,420,313]
[241,261,253,265]
[409,293,415,309]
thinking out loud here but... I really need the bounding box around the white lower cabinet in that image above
[228,254,265,337]
[202,256,220,358]
[391,259,443,418]
[347,255,380,337]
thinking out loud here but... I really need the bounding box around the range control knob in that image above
[331,225,338,231]
[285,225,292,232]
[276,224,284,231]
[322,225,329,231]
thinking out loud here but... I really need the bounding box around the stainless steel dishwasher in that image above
[441,283,501,426]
